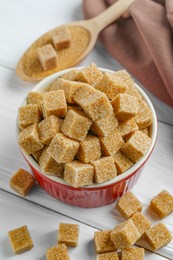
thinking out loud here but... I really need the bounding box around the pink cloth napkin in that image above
[83,0,173,108]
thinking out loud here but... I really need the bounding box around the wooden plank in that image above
[0,66,173,258]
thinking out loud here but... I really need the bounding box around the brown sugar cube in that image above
[37,44,57,70]
[125,84,143,100]
[58,223,79,247]
[18,104,42,129]
[110,219,140,250]
[27,92,43,113]
[76,63,103,87]
[91,112,118,137]
[116,192,143,219]
[91,156,117,184]
[39,146,64,177]
[67,104,82,112]
[45,78,60,92]
[112,151,133,174]
[118,119,138,139]
[48,133,79,163]
[38,115,62,145]
[61,109,92,141]
[60,69,79,81]
[96,252,119,260]
[8,225,34,254]
[120,130,152,163]
[145,223,172,250]
[46,244,70,260]
[94,230,117,254]
[42,90,67,118]
[121,248,145,260]
[32,147,44,162]
[75,90,113,121]
[111,94,139,122]
[130,212,151,238]
[115,70,142,100]
[150,190,173,218]
[18,123,44,154]
[95,72,127,100]
[10,168,35,197]
[76,135,101,163]
[141,127,149,136]
[114,70,134,88]
[73,83,96,105]
[99,129,124,156]
[49,78,83,103]
[64,160,94,187]
[135,99,153,129]
[52,26,71,50]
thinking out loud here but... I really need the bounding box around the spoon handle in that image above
[91,0,135,33]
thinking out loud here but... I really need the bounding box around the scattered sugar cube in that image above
[135,99,153,129]
[145,223,172,250]
[52,26,71,50]
[121,247,145,260]
[38,115,62,145]
[114,70,134,88]
[46,244,70,260]
[150,190,173,218]
[64,160,94,187]
[27,92,43,112]
[120,130,152,162]
[94,230,117,254]
[8,225,34,254]
[99,129,124,156]
[111,94,139,122]
[118,118,138,139]
[76,63,103,87]
[58,223,79,247]
[18,104,42,129]
[37,44,57,70]
[48,133,79,163]
[60,69,79,81]
[116,192,142,219]
[112,151,133,174]
[96,251,119,260]
[10,168,35,197]
[91,156,117,184]
[49,78,82,103]
[42,90,67,118]
[61,109,92,141]
[18,123,44,154]
[130,212,151,238]
[76,135,101,163]
[95,72,127,99]
[39,146,64,177]
[110,219,140,250]
[91,112,118,137]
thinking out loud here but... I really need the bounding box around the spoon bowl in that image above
[16,0,135,82]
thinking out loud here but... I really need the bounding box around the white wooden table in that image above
[0,0,173,259]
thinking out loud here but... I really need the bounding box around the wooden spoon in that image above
[16,0,135,82]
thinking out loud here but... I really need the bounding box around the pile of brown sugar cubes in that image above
[18,63,153,188]
[8,222,79,259]
[37,26,71,70]
[7,190,173,258]
[94,191,173,260]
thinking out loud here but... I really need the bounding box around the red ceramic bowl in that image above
[17,67,157,208]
